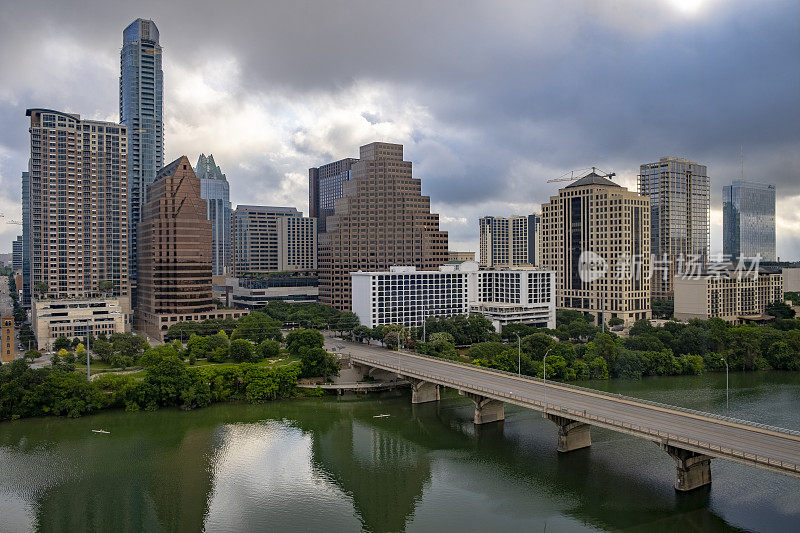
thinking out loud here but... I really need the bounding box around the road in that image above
[326,337,800,479]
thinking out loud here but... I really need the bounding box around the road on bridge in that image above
[326,337,800,479]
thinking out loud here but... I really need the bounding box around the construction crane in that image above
[547,167,616,183]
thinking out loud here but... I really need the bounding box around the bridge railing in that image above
[346,344,800,438]
[349,352,800,475]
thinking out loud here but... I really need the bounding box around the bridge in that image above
[326,338,800,492]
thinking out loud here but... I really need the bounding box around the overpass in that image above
[327,338,800,492]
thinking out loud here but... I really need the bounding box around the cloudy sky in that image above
[0,0,798,256]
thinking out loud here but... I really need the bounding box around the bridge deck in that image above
[329,339,800,478]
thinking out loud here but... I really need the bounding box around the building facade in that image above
[215,275,319,308]
[11,236,22,271]
[21,171,31,306]
[479,214,540,267]
[121,18,164,281]
[1,315,14,363]
[723,180,776,262]
[26,108,131,344]
[31,298,127,351]
[135,156,244,340]
[541,172,651,325]
[309,157,359,233]
[351,262,555,332]
[638,157,709,299]
[196,154,232,275]
[674,268,783,322]
[448,251,476,262]
[232,206,317,275]
[318,142,449,310]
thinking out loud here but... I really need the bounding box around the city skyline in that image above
[0,1,798,258]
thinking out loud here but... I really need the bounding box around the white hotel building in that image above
[351,261,555,332]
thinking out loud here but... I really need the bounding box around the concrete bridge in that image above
[328,338,800,492]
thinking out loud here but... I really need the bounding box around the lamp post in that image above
[720,355,729,413]
[542,346,554,415]
[514,332,521,376]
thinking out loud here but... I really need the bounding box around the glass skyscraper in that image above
[196,154,232,275]
[120,18,164,281]
[639,157,710,300]
[21,171,30,306]
[723,180,776,262]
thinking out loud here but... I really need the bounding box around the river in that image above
[1,372,799,532]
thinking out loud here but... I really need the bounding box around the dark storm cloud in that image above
[0,0,798,255]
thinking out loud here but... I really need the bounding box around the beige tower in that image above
[318,142,449,310]
[541,172,651,325]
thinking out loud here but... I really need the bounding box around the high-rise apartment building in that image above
[26,109,130,302]
[309,157,358,233]
[723,180,776,262]
[196,154,232,275]
[11,236,22,271]
[120,18,164,281]
[541,172,651,325]
[21,171,31,306]
[479,214,540,267]
[136,156,246,339]
[232,206,317,275]
[638,157,709,299]
[318,142,449,310]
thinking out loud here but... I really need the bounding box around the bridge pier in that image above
[660,443,712,492]
[408,378,440,404]
[460,391,505,424]
[545,413,592,452]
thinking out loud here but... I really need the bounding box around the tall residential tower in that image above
[120,18,164,282]
[723,180,776,262]
[196,154,232,275]
[479,214,540,267]
[639,157,709,300]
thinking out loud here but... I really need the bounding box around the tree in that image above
[257,339,281,359]
[766,301,796,320]
[24,349,40,362]
[353,325,371,344]
[335,312,360,337]
[231,312,282,343]
[285,328,325,356]
[34,282,49,298]
[586,333,619,365]
[674,325,708,356]
[53,336,71,351]
[99,280,114,297]
[383,330,400,350]
[298,346,340,378]
[230,339,256,363]
[652,298,674,319]
[589,356,609,379]
[608,317,624,327]
[75,343,86,358]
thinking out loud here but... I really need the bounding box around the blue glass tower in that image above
[723,180,776,262]
[120,18,164,281]
[21,171,31,306]
[196,154,232,276]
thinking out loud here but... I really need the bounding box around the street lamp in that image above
[514,332,521,376]
[542,346,554,416]
[720,355,729,413]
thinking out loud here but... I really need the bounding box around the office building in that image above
[232,206,317,275]
[318,142,449,310]
[1,315,14,363]
[197,153,232,275]
[31,298,127,351]
[351,262,555,332]
[674,266,783,322]
[136,156,245,340]
[26,108,131,342]
[723,180,776,262]
[121,18,164,281]
[21,171,31,306]
[11,236,22,271]
[448,251,476,262]
[639,157,709,299]
[479,214,540,267]
[215,275,319,308]
[541,171,651,325]
[309,157,358,233]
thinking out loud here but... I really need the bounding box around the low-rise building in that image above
[674,267,783,322]
[448,251,476,263]
[351,261,555,332]
[31,298,129,351]
[214,275,319,308]
[1,315,14,362]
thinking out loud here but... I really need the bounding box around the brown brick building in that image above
[317,142,449,310]
[135,156,246,339]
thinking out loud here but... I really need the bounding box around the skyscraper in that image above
[639,157,709,300]
[541,171,651,325]
[196,154,232,275]
[26,109,129,301]
[309,157,358,233]
[120,18,164,281]
[232,206,317,275]
[479,214,540,267]
[21,171,31,306]
[11,236,22,271]
[317,142,449,310]
[723,180,776,262]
